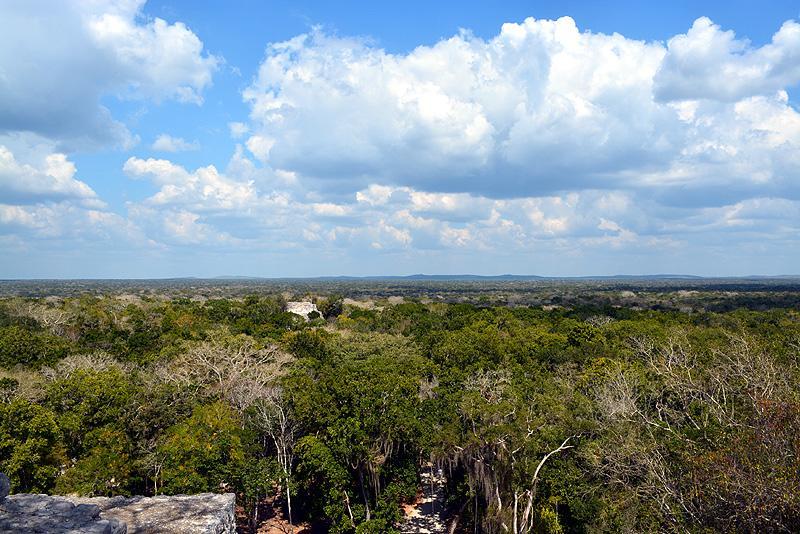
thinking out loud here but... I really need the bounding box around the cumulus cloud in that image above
[84,1,218,104]
[0,0,219,149]
[126,205,241,246]
[151,134,200,152]
[311,203,351,217]
[228,122,249,139]
[655,17,800,102]
[242,17,800,208]
[0,145,100,205]
[123,157,257,210]
[4,13,800,275]
[356,184,395,206]
[243,18,678,197]
[0,201,139,241]
[0,140,150,262]
[114,137,799,273]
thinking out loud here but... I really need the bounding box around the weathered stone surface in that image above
[67,493,236,534]
[0,494,126,533]
[0,492,235,534]
[0,473,9,502]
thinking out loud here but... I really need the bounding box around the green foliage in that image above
[294,435,351,528]
[238,457,279,529]
[46,368,136,457]
[286,333,429,531]
[0,325,70,368]
[687,400,800,532]
[0,376,18,402]
[0,398,66,493]
[1,293,799,532]
[531,504,565,534]
[56,427,134,496]
[317,295,344,318]
[157,402,247,494]
[285,329,329,361]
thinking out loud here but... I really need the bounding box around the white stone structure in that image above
[285,301,323,321]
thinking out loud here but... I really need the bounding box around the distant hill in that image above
[205,273,800,282]
[313,274,547,281]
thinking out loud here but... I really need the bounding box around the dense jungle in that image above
[1,280,799,533]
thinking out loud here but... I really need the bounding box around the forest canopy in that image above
[0,286,799,533]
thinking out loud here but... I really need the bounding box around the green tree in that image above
[46,368,136,458]
[158,402,248,494]
[0,325,70,368]
[56,427,134,496]
[0,398,66,493]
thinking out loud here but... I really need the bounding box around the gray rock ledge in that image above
[0,492,235,534]
[0,494,126,533]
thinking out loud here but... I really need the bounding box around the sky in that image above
[1,0,799,278]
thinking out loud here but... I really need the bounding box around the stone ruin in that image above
[0,473,236,533]
[285,300,323,321]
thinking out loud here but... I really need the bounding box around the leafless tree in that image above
[159,334,296,527]
[159,333,292,407]
[590,333,800,530]
[251,387,296,528]
[41,351,122,380]
[5,298,72,336]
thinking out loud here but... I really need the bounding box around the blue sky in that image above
[1,0,799,278]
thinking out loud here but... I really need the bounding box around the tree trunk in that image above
[343,491,356,528]
[521,437,575,534]
[358,466,371,521]
[250,500,258,534]
[448,498,470,534]
[286,476,293,529]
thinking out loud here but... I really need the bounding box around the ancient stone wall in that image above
[285,300,323,320]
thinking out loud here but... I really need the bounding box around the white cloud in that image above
[655,17,800,102]
[0,0,219,149]
[243,18,678,197]
[0,141,149,260]
[228,122,249,139]
[108,142,798,271]
[123,157,257,211]
[242,17,800,208]
[0,201,142,242]
[4,13,800,276]
[356,184,395,206]
[161,210,233,245]
[0,145,100,205]
[151,134,199,152]
[245,135,275,162]
[311,203,351,217]
[84,2,218,104]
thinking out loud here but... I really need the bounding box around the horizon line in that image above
[2,273,800,282]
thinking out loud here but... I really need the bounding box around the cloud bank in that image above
[1,10,799,276]
[241,17,800,205]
